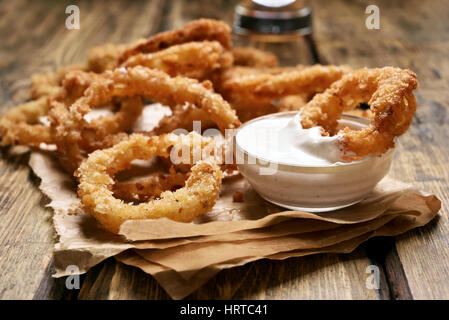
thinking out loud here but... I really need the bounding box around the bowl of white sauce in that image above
[234,111,394,212]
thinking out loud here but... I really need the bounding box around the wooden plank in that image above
[76,250,383,300]
[312,0,449,299]
[0,148,56,299]
[189,249,386,300]
[78,258,170,300]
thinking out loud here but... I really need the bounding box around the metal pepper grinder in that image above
[233,0,313,66]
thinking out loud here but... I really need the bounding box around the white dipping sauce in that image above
[236,113,365,166]
[235,112,394,212]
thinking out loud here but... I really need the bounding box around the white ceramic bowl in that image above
[235,112,394,212]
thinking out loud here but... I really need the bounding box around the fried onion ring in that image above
[232,99,279,123]
[0,69,103,148]
[53,66,239,173]
[50,96,143,173]
[30,65,86,99]
[69,66,240,133]
[277,94,309,112]
[345,108,374,119]
[0,96,52,147]
[122,41,233,80]
[232,47,279,68]
[219,64,351,103]
[151,103,216,135]
[118,19,232,64]
[300,67,418,159]
[87,43,127,73]
[76,133,223,233]
[49,70,143,172]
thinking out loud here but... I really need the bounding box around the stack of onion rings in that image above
[76,132,223,233]
[0,19,421,234]
[51,66,239,173]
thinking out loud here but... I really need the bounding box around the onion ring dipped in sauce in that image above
[235,67,418,211]
[76,132,223,234]
[300,67,418,161]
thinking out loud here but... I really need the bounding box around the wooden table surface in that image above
[0,0,447,300]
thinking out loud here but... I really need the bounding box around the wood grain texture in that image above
[75,251,383,300]
[0,0,446,300]
[188,248,384,300]
[312,0,449,299]
[0,149,55,299]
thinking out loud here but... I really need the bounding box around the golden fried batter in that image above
[77,133,223,234]
[118,19,232,64]
[122,41,232,80]
[232,47,279,68]
[300,67,418,159]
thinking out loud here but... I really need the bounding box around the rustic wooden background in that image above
[0,0,447,300]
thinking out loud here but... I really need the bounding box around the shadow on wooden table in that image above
[72,245,379,300]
